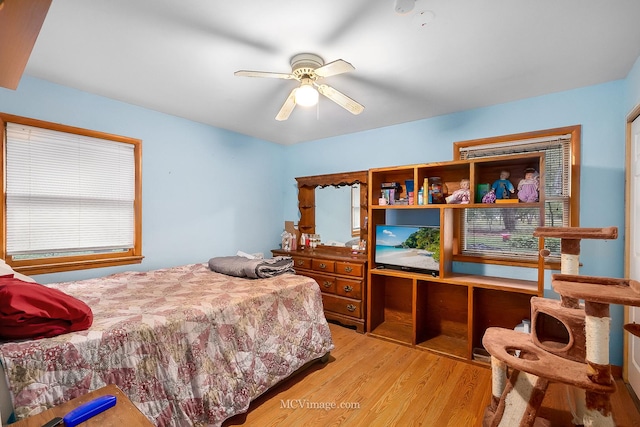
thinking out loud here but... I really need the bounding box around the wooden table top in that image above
[10,384,153,427]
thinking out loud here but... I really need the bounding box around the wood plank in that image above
[417,334,468,359]
[223,323,640,426]
[0,0,52,89]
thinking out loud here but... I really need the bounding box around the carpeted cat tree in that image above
[482,226,640,427]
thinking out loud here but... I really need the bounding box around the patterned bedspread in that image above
[0,263,334,426]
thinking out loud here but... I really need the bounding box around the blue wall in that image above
[2,55,640,365]
[627,55,640,112]
[0,76,288,283]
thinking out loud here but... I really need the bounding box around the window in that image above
[351,184,360,237]
[453,126,580,267]
[1,113,143,274]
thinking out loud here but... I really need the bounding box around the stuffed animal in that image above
[482,188,497,204]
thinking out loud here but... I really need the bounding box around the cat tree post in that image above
[584,300,613,424]
[489,356,507,411]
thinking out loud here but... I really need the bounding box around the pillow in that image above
[0,259,36,283]
[0,277,93,340]
[344,238,360,248]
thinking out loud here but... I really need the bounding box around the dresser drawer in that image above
[335,261,364,278]
[307,273,336,294]
[335,277,362,299]
[312,259,335,273]
[322,294,362,319]
[292,257,311,270]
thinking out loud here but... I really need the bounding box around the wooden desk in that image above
[10,384,153,427]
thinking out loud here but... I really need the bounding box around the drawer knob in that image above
[344,266,353,273]
[343,285,353,293]
[346,304,356,312]
[323,281,332,288]
[296,260,304,266]
[319,263,327,269]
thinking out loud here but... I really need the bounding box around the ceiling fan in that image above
[234,53,365,121]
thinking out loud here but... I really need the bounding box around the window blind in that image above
[5,123,135,256]
[458,135,571,200]
[458,134,572,259]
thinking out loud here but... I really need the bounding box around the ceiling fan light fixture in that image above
[294,79,319,107]
[235,53,364,120]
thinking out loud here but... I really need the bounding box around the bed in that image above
[0,263,334,426]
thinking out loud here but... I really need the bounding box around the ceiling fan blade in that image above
[314,59,355,78]
[317,84,364,115]
[234,70,295,79]
[276,88,297,121]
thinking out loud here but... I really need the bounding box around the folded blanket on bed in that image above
[208,256,295,279]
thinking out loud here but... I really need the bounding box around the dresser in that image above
[273,248,367,333]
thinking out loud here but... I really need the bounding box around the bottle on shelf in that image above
[428,177,445,204]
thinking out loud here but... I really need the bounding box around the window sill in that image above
[12,255,144,276]
[453,254,561,270]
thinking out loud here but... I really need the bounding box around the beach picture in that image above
[375,225,440,271]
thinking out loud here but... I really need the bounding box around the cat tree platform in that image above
[483,328,616,394]
[551,274,640,306]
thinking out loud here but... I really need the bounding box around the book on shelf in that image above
[476,183,490,203]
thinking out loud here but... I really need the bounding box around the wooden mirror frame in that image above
[296,171,368,253]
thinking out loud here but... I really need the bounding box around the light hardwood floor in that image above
[224,323,640,427]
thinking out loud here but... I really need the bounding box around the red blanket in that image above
[0,276,93,340]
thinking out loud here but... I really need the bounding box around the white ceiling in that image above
[23,0,640,145]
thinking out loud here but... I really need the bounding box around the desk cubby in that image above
[416,280,468,359]
[471,287,534,354]
[368,273,413,345]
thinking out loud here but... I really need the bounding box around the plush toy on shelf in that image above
[446,178,471,204]
[517,167,539,203]
[482,188,496,203]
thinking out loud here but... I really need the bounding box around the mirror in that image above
[316,184,359,245]
[296,171,368,253]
